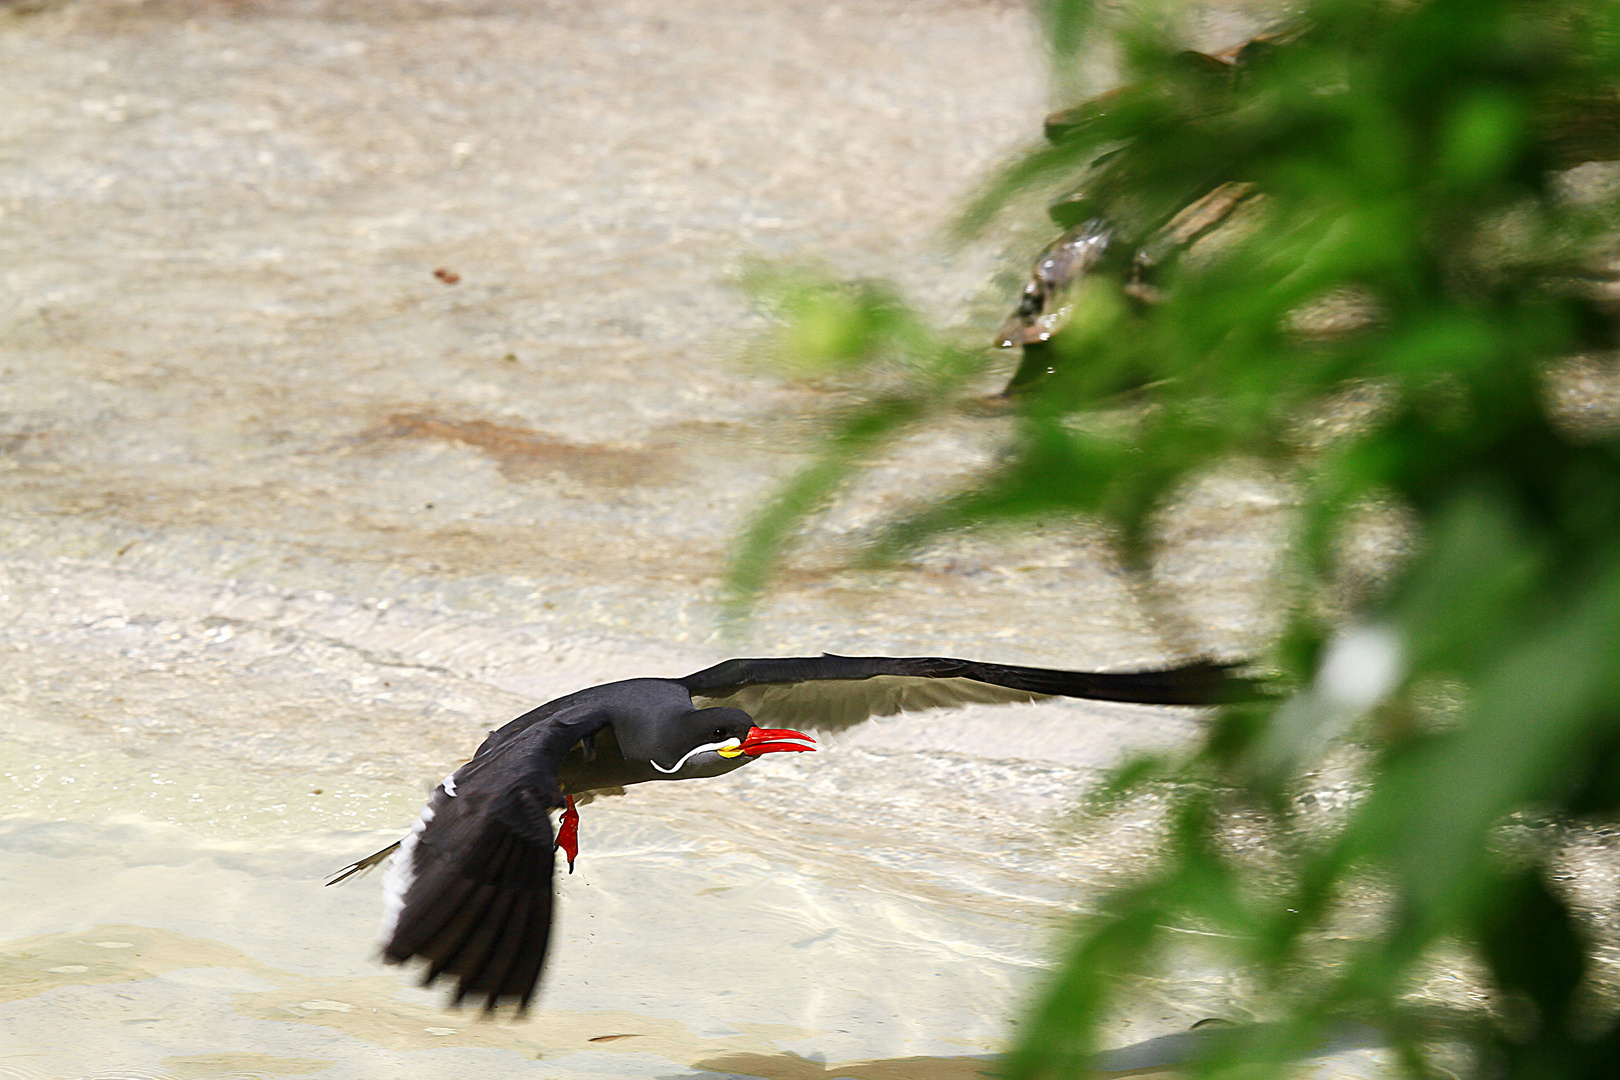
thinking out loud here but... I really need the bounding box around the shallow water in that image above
[0,0,1391,1076]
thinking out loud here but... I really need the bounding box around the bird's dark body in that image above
[333,654,1264,1014]
[556,724,741,793]
[486,679,759,791]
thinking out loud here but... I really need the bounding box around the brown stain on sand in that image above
[162,1053,332,1077]
[378,412,666,486]
[694,1051,995,1080]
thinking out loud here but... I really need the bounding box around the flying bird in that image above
[330,653,1261,1013]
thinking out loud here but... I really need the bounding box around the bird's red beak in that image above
[739,726,817,756]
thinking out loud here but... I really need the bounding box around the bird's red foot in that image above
[556,795,579,874]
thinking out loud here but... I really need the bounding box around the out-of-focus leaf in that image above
[728,0,1620,1074]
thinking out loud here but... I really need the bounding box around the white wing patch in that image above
[441,772,458,797]
[650,738,742,774]
[379,799,435,941]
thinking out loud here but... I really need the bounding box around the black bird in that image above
[330,653,1260,1013]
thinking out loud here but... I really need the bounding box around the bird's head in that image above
[645,706,817,778]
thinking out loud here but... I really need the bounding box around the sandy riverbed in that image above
[0,0,1395,1076]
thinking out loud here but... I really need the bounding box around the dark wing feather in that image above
[327,841,400,885]
[678,654,1264,732]
[373,702,610,1013]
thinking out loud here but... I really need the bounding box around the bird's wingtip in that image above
[324,862,366,887]
[324,840,402,886]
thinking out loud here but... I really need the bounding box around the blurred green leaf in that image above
[729,0,1620,1073]
[1439,89,1529,188]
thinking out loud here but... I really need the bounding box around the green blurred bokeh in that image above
[732,0,1620,1075]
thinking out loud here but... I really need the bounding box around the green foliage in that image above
[731,0,1620,1075]
[725,264,983,614]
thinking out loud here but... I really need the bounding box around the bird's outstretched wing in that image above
[366,702,610,1013]
[677,655,1265,731]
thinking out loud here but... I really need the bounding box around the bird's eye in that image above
[712,728,725,739]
